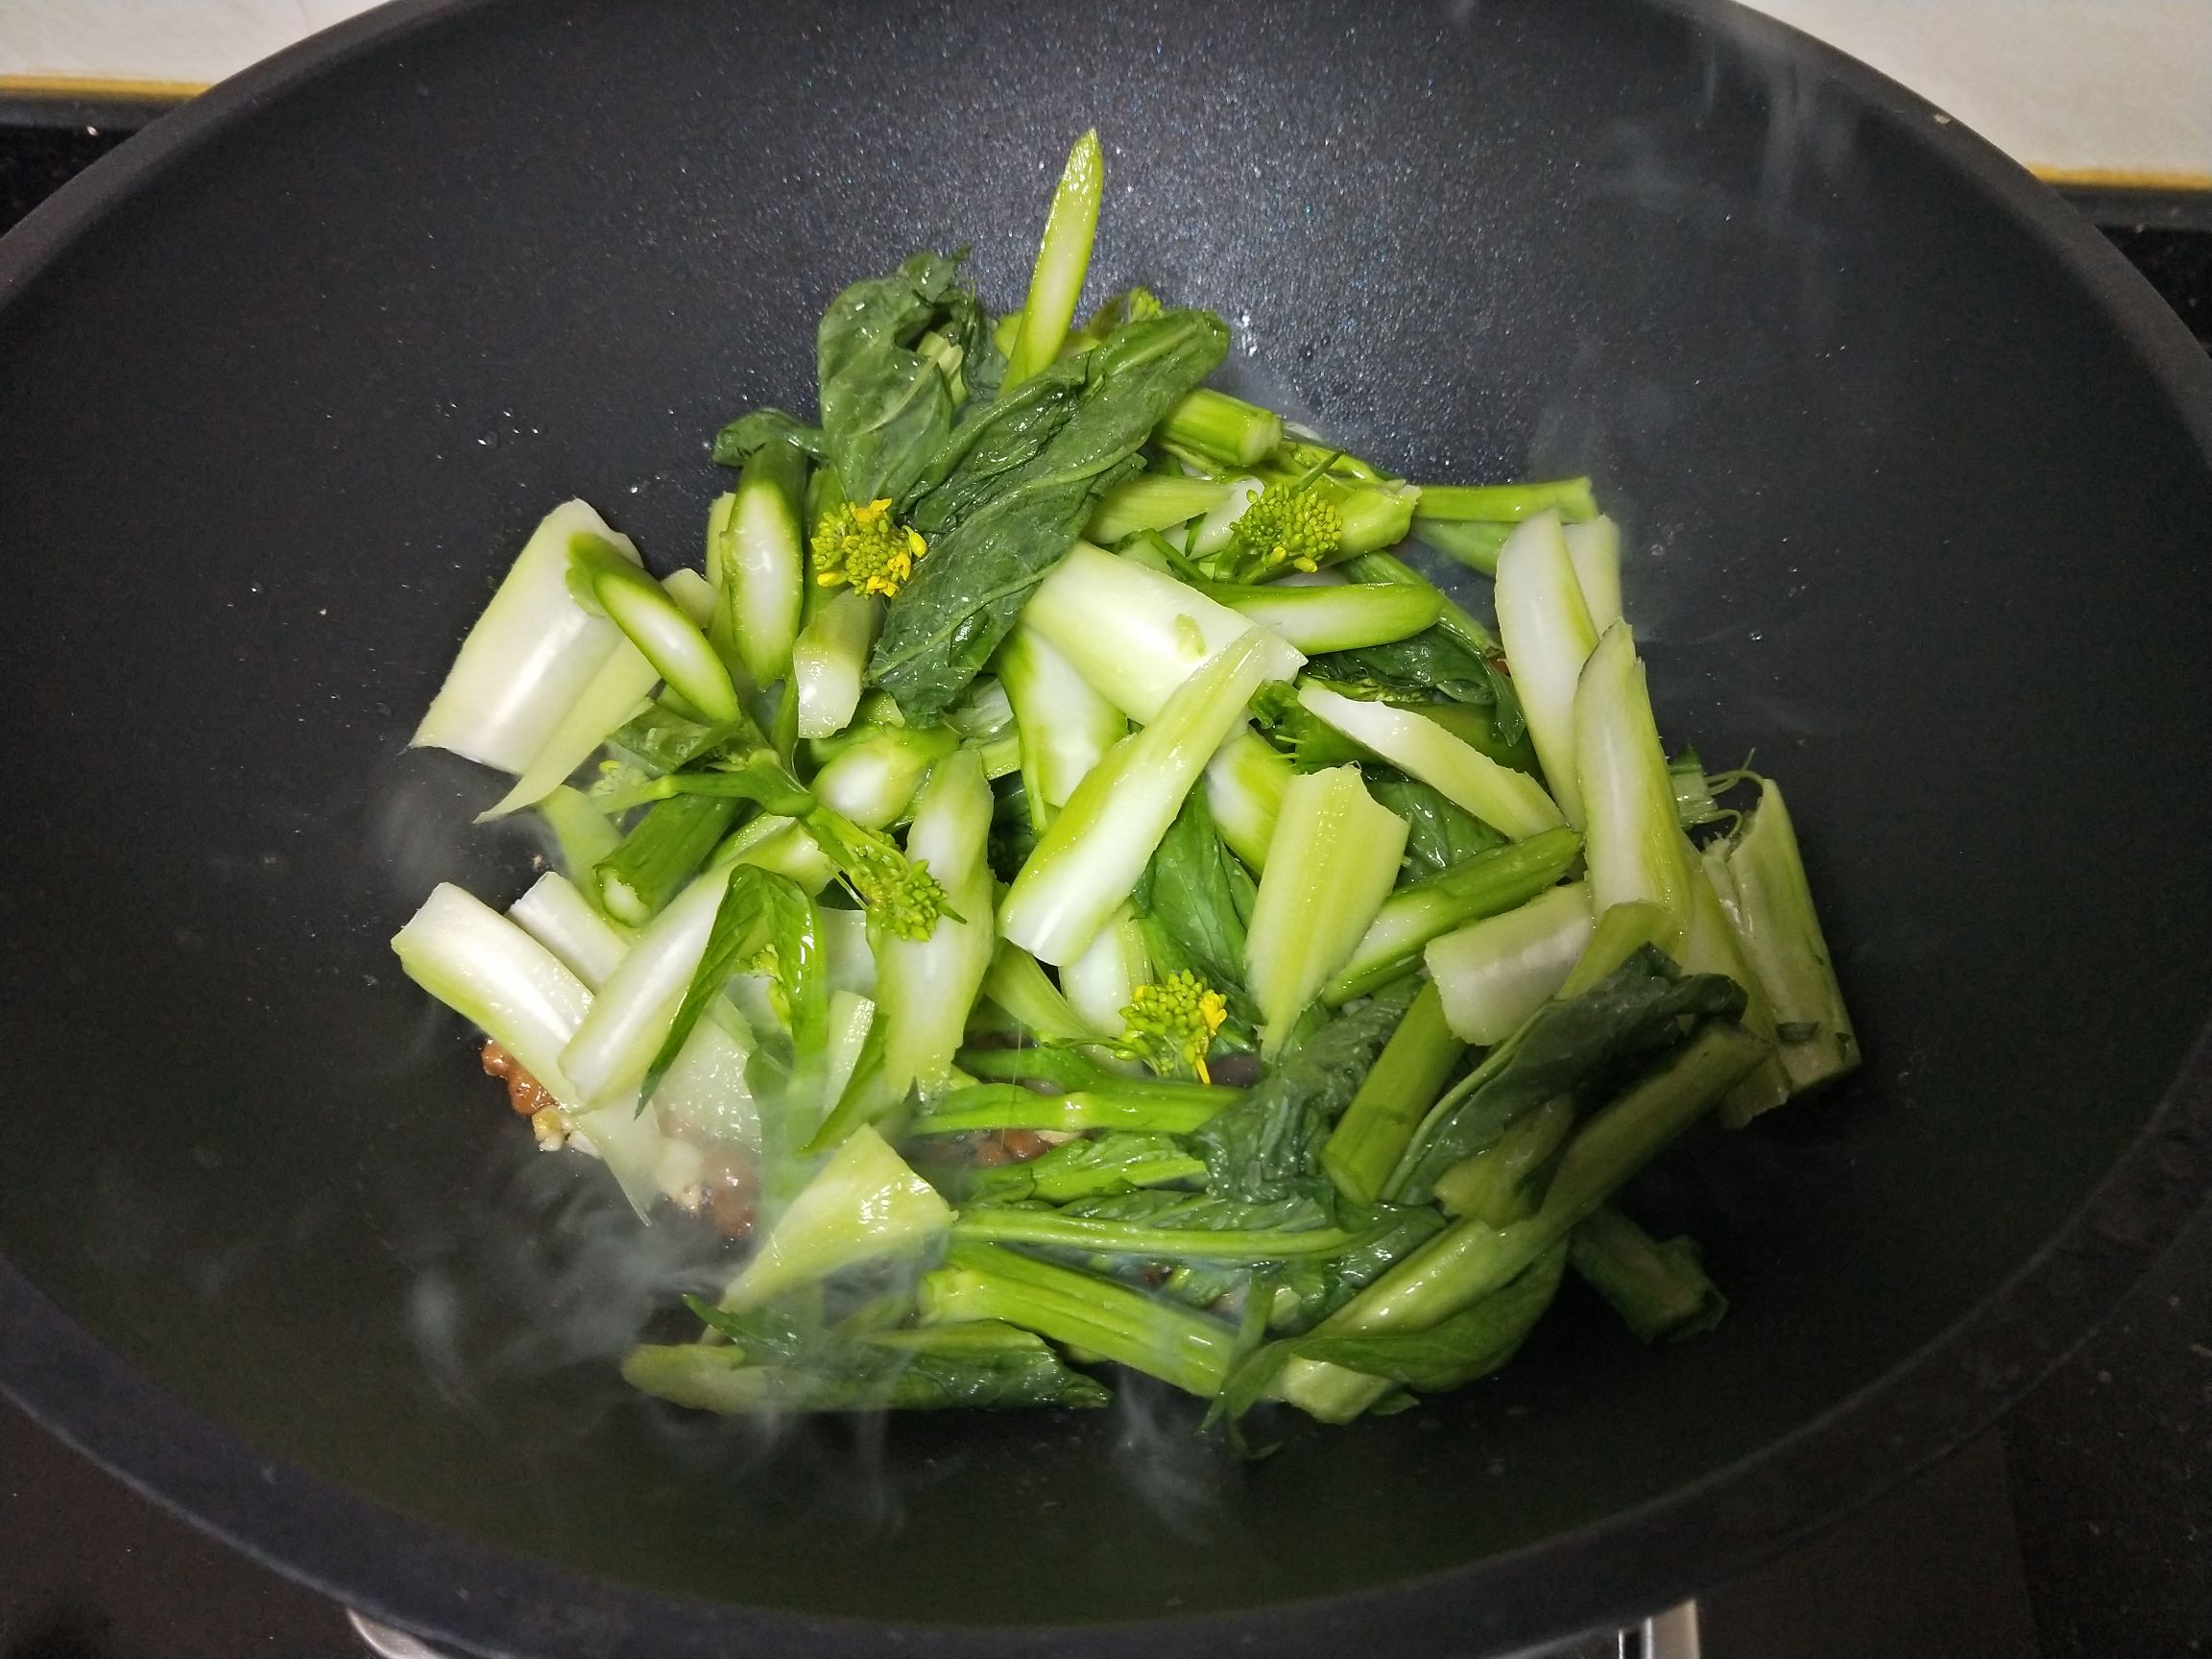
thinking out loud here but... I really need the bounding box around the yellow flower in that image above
[1120,971,1231,1084]
[811,497,928,598]
[1229,481,1342,576]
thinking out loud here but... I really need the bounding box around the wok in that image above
[4,1,2210,1654]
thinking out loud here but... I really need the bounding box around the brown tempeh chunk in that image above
[480,1040,557,1118]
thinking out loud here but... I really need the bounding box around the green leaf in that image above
[604,701,753,776]
[1391,946,1747,1203]
[1305,626,1532,756]
[1216,1241,1564,1423]
[628,1307,1109,1412]
[1192,978,1422,1203]
[815,251,985,506]
[1249,681,1368,772]
[641,866,823,1102]
[1268,1203,1451,1333]
[901,357,1089,536]
[711,408,826,467]
[1281,1241,1564,1391]
[868,308,1231,724]
[1305,628,1496,705]
[1365,770,1504,879]
[1129,787,1259,1023]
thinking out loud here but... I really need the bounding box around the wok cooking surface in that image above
[3,4,2211,1657]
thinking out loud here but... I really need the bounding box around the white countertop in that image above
[4,0,2208,187]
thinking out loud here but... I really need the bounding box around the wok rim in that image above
[2,1,2209,1653]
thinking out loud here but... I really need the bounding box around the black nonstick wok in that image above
[4,2,2210,1655]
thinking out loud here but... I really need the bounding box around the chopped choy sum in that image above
[396,130,1855,1437]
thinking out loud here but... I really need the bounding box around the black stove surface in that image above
[1,119,2207,1659]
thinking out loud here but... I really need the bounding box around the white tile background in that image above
[4,0,2209,184]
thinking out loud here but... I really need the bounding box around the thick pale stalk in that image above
[559,866,732,1108]
[1086,473,1231,544]
[980,940,1106,1042]
[1298,683,1564,841]
[1004,130,1104,387]
[1325,828,1584,1003]
[1708,778,1859,1100]
[477,567,710,820]
[414,500,640,772]
[876,751,997,1101]
[1022,541,1302,722]
[1575,623,1691,950]
[1564,515,1623,633]
[393,883,593,1104]
[722,1126,951,1310]
[1243,766,1409,1056]
[1059,902,1153,1039]
[1204,726,1293,871]
[1000,633,1287,965]
[997,623,1126,826]
[1200,580,1441,652]
[1681,845,1792,1123]
[1427,882,1597,1045]
[791,589,880,739]
[1493,511,1599,827]
[712,440,807,687]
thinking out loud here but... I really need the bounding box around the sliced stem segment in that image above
[1022,541,1302,722]
[1575,623,1691,950]
[1325,828,1583,1004]
[559,866,732,1108]
[950,1210,1373,1263]
[922,1240,1238,1397]
[594,794,743,926]
[1298,682,1564,841]
[1160,388,1284,468]
[1564,516,1623,633]
[721,1125,952,1311]
[1004,129,1104,387]
[712,439,807,687]
[1272,1021,1767,1421]
[791,589,880,740]
[1203,726,1294,872]
[997,622,1126,828]
[1086,473,1232,544]
[876,751,997,1102]
[1493,511,1599,827]
[1242,766,1408,1056]
[1426,881,1596,1046]
[1706,777,1859,1102]
[1000,632,1296,965]
[1569,1203,1729,1343]
[1413,478,1599,523]
[413,499,641,773]
[1322,979,1467,1207]
[908,1079,1238,1136]
[569,532,740,725]
[1196,579,1440,652]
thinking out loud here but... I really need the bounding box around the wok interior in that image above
[5,0,2211,1627]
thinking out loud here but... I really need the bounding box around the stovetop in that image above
[1,120,2207,1659]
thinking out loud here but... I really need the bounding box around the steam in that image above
[397,1137,731,1421]
[1103,1375,1239,1543]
